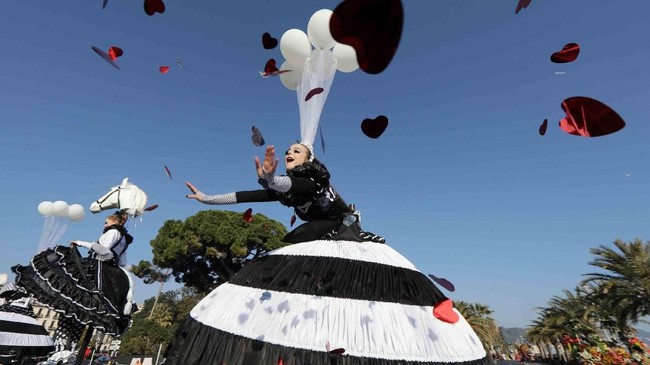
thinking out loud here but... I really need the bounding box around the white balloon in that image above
[279,60,304,91]
[307,9,336,50]
[38,201,53,216]
[280,29,312,66]
[68,204,85,222]
[332,42,359,73]
[51,200,70,218]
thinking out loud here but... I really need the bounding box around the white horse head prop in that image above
[90,178,148,217]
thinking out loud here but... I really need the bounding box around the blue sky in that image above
[1,1,649,331]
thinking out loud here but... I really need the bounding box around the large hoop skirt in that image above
[163,237,489,365]
[12,246,131,336]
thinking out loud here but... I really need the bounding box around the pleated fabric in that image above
[12,246,131,336]
[163,239,489,365]
[0,306,55,357]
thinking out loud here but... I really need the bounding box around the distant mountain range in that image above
[500,327,650,345]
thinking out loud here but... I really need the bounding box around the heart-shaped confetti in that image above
[361,115,389,138]
[559,96,625,137]
[243,208,253,223]
[262,32,278,50]
[330,0,403,74]
[428,274,456,292]
[108,46,123,60]
[290,214,296,227]
[305,87,324,102]
[159,66,170,74]
[550,43,580,63]
[144,0,165,16]
[91,46,120,70]
[164,165,173,179]
[252,126,265,147]
[144,204,159,212]
[538,118,548,136]
[433,299,459,324]
[259,59,291,78]
[515,0,532,14]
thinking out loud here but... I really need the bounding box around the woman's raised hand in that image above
[255,145,279,177]
[185,181,201,200]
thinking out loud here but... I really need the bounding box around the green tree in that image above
[455,301,506,354]
[119,287,205,356]
[143,210,288,292]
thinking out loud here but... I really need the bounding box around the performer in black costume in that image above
[163,143,490,365]
[186,143,382,244]
[12,210,135,351]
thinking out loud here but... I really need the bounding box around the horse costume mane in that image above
[90,178,148,217]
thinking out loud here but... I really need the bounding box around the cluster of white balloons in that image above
[279,9,360,91]
[38,200,85,221]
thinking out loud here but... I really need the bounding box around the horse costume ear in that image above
[121,177,129,188]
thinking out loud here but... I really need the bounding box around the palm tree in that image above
[581,239,650,345]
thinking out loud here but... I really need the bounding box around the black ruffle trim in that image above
[11,246,131,336]
[229,255,446,306]
[163,315,491,365]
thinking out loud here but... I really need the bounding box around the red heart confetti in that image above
[259,58,292,78]
[539,118,548,136]
[102,0,108,9]
[433,298,459,324]
[144,204,159,212]
[243,208,253,223]
[252,126,265,147]
[108,46,123,60]
[330,0,404,74]
[550,43,580,64]
[277,357,283,365]
[91,46,120,70]
[515,0,532,14]
[361,115,389,139]
[329,348,346,355]
[164,165,173,179]
[159,66,170,74]
[559,96,625,137]
[305,87,324,102]
[290,214,296,227]
[428,274,456,292]
[144,0,165,16]
[262,32,278,50]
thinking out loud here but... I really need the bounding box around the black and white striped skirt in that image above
[0,306,55,358]
[163,239,489,365]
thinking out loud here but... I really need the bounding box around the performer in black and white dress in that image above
[12,210,135,348]
[162,143,489,365]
